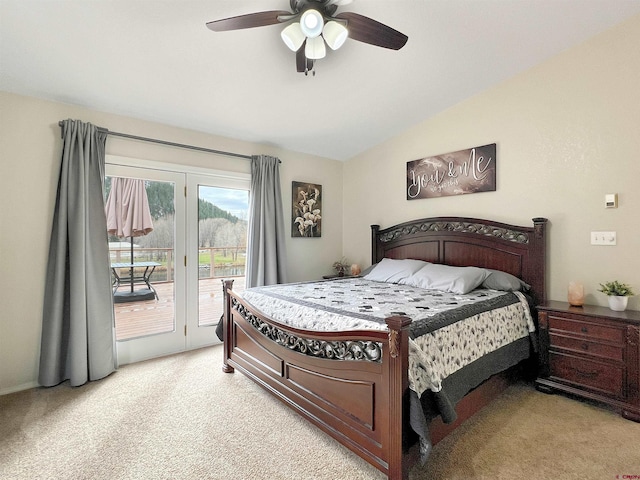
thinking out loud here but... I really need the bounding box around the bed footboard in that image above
[221,280,412,480]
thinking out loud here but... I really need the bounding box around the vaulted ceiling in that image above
[2,1,639,160]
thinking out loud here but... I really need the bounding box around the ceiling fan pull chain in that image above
[304,63,316,77]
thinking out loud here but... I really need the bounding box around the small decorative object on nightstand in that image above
[567,281,584,306]
[598,280,635,312]
[332,257,350,277]
[536,301,640,422]
[350,264,361,276]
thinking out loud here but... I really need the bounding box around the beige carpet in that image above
[1,346,639,479]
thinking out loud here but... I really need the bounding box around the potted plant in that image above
[332,258,350,277]
[598,280,635,311]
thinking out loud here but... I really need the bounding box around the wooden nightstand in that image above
[536,301,640,422]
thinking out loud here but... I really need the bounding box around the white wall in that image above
[343,15,640,312]
[0,92,343,393]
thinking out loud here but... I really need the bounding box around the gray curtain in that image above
[39,119,117,387]
[245,155,288,287]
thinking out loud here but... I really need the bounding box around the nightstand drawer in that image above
[548,316,624,344]
[549,352,624,398]
[549,333,624,362]
[537,302,640,422]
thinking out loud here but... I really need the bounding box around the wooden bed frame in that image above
[221,216,547,479]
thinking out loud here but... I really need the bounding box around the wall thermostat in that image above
[605,193,618,208]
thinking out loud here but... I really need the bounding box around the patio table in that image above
[111,262,160,300]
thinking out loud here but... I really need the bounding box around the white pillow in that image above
[481,269,531,292]
[402,263,490,294]
[363,258,429,284]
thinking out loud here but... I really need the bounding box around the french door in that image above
[106,160,249,364]
[186,173,249,350]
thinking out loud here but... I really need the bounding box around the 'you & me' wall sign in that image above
[406,143,496,200]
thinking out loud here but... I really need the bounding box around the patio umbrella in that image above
[105,177,154,299]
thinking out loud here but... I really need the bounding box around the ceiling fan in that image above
[206,0,408,75]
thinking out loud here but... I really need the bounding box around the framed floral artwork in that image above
[292,181,322,237]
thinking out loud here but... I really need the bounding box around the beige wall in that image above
[343,15,640,311]
[2,14,640,395]
[0,92,343,393]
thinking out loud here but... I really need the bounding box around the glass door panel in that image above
[186,175,249,349]
[106,164,186,365]
[109,178,176,340]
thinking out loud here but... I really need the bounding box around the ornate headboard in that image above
[371,217,548,305]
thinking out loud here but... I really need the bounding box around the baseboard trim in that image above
[1,381,39,396]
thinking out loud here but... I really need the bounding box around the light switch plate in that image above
[591,231,617,245]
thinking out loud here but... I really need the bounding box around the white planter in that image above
[607,296,628,312]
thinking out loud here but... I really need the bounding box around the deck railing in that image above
[109,246,246,283]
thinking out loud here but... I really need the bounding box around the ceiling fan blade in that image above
[296,48,306,72]
[335,12,408,50]
[296,46,314,73]
[290,0,306,13]
[206,11,291,32]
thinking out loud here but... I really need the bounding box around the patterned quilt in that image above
[241,278,535,398]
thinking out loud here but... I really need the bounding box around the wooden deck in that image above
[114,277,245,341]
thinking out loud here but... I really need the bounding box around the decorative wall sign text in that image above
[406,143,496,200]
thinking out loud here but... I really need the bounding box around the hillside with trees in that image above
[106,178,246,250]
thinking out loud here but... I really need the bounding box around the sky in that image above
[198,186,249,220]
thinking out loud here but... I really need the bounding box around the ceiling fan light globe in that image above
[305,35,326,59]
[281,23,305,51]
[323,21,348,50]
[300,9,324,38]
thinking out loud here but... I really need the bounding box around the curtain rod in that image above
[58,121,252,160]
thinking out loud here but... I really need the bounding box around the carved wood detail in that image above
[379,220,530,244]
[628,325,639,347]
[532,217,547,239]
[232,298,383,363]
[388,330,400,359]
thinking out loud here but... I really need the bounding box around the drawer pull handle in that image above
[573,368,599,378]
[581,343,589,350]
[581,327,588,333]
